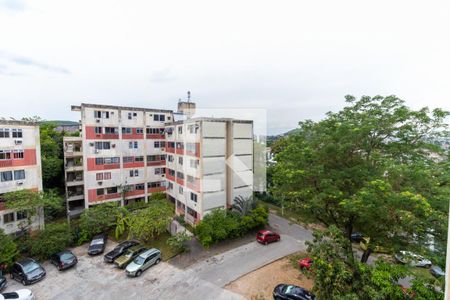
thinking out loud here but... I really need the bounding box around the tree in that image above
[26,223,73,260]
[38,122,65,191]
[78,202,118,243]
[167,232,191,253]
[272,95,450,263]
[127,200,173,242]
[232,195,257,217]
[0,229,18,269]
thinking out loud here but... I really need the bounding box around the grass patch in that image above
[143,232,181,261]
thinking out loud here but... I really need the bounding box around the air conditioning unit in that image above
[89,142,94,147]
[16,181,24,185]
[98,181,103,185]
[14,140,22,145]
[161,174,165,177]
[112,144,116,148]
[94,149,99,154]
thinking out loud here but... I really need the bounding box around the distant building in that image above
[63,101,254,224]
[0,120,44,235]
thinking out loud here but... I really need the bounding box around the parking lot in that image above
[3,240,245,300]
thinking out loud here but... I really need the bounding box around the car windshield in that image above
[91,238,104,246]
[23,261,40,273]
[284,285,302,295]
[134,256,145,265]
[60,252,74,261]
[257,232,265,237]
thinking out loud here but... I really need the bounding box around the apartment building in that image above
[0,120,43,234]
[166,117,253,224]
[64,104,173,215]
[64,101,254,225]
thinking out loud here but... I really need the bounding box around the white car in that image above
[0,289,34,300]
[394,251,432,268]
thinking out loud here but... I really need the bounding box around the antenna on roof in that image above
[187,91,191,102]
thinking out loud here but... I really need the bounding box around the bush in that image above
[79,202,118,243]
[167,232,191,253]
[0,229,18,269]
[26,223,73,260]
[195,205,269,248]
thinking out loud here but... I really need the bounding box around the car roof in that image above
[139,248,160,258]
[16,258,35,266]
[258,230,272,234]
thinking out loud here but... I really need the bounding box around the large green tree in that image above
[0,229,18,269]
[272,95,449,263]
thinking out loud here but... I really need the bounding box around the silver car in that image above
[125,248,161,277]
[394,251,432,268]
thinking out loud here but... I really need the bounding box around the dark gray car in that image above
[10,258,46,285]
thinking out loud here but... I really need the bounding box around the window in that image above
[153,114,165,122]
[146,128,164,134]
[3,212,14,224]
[187,175,195,184]
[13,150,24,159]
[178,126,183,134]
[130,170,139,177]
[177,172,184,180]
[147,155,159,162]
[167,155,174,162]
[128,141,138,149]
[190,159,199,169]
[168,182,173,190]
[104,127,117,134]
[186,143,197,153]
[12,129,23,138]
[155,167,165,175]
[135,183,145,190]
[14,170,25,180]
[178,157,183,165]
[96,173,103,181]
[168,169,175,176]
[123,156,133,163]
[167,142,175,148]
[0,150,11,160]
[148,181,161,188]
[16,211,27,220]
[102,111,110,119]
[187,207,197,218]
[104,172,111,180]
[106,187,118,194]
[154,141,165,148]
[122,127,132,134]
[95,157,104,165]
[95,141,110,150]
[111,157,120,164]
[97,157,119,165]
[94,127,102,134]
[96,188,104,196]
[94,110,109,118]
[188,124,199,134]
[0,128,10,138]
[135,156,144,162]
[128,112,132,120]
[190,192,198,203]
[136,128,143,134]
[1,171,13,182]
[179,186,183,194]
[176,142,184,149]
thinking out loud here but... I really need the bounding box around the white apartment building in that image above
[0,120,43,234]
[64,101,254,225]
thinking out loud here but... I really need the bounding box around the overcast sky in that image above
[1,0,449,135]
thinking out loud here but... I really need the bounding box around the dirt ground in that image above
[225,257,314,300]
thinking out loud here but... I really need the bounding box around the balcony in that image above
[67,186,84,201]
[65,158,83,171]
[66,173,84,186]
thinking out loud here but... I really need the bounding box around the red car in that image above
[256,230,280,245]
[299,257,313,269]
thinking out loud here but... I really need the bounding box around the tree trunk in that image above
[360,248,372,263]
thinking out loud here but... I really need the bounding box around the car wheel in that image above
[155,258,161,265]
[136,270,142,277]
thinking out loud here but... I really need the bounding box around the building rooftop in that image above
[0,119,39,126]
[73,103,173,114]
[168,117,253,126]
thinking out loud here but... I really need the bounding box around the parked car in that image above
[50,250,78,271]
[0,289,34,300]
[10,258,46,285]
[256,230,280,245]
[104,240,140,263]
[359,237,390,254]
[298,258,313,270]
[88,234,107,256]
[394,251,432,268]
[114,245,147,269]
[125,248,161,277]
[350,232,364,243]
[430,265,445,277]
[0,274,6,291]
[273,284,315,300]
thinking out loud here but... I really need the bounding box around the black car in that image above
[273,284,315,300]
[104,240,140,263]
[88,234,107,255]
[10,258,46,285]
[350,232,364,243]
[50,250,78,271]
[0,273,6,291]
